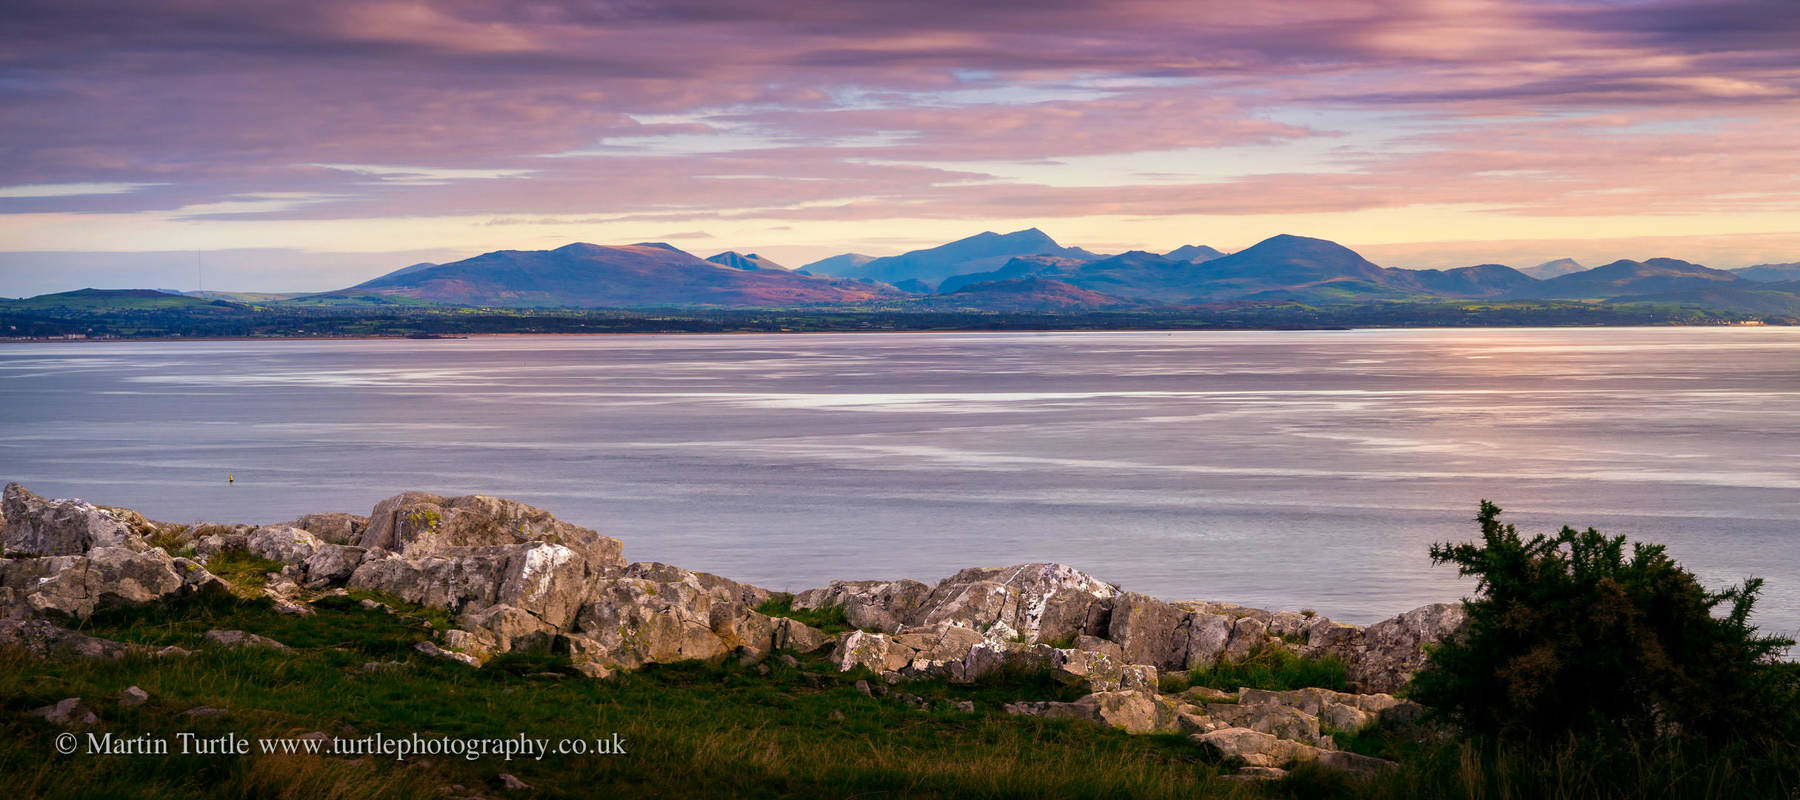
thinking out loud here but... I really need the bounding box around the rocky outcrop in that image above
[0,485,1464,712]
[358,491,625,570]
[281,512,368,545]
[795,563,1115,643]
[1337,603,1468,694]
[1006,690,1183,734]
[0,545,226,620]
[564,563,823,671]
[2,483,151,556]
[798,562,1463,695]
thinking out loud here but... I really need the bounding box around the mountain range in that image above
[8,229,1799,317]
[329,242,898,307]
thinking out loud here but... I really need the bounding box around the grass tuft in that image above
[753,595,855,635]
[1184,645,1349,693]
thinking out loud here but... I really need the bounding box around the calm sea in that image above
[3,329,1796,634]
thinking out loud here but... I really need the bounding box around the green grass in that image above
[198,550,287,596]
[752,595,856,635]
[5,594,1267,800]
[11,595,1792,799]
[1180,646,1350,693]
[343,589,457,633]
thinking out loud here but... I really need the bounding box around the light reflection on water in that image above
[2,328,1797,633]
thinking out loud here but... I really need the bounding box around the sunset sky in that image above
[3,0,1799,294]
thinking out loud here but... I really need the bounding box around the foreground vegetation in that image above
[4,503,1796,798]
[3,595,1254,800]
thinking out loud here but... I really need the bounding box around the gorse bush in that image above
[1410,501,1797,743]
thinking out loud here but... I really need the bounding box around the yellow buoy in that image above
[228,474,234,484]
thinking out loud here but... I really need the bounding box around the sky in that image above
[3,0,1799,295]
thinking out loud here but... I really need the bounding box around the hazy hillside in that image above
[1509,258,1743,301]
[329,242,901,308]
[915,277,1137,310]
[1736,262,1800,282]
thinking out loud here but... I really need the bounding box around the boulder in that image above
[1106,592,1189,669]
[30,697,98,728]
[1074,634,1123,660]
[1182,612,1235,667]
[281,512,368,545]
[1223,617,1271,663]
[347,541,597,630]
[193,531,250,559]
[2,483,146,556]
[203,629,292,651]
[1191,727,1319,769]
[1207,701,1321,743]
[827,631,916,673]
[795,563,1114,643]
[1051,648,1157,693]
[1006,690,1177,734]
[793,579,931,633]
[565,566,798,671]
[245,526,322,566]
[358,492,625,572]
[0,619,160,659]
[1320,702,1372,734]
[891,623,986,662]
[913,564,1116,642]
[1348,603,1468,693]
[301,544,367,584]
[414,640,480,667]
[458,604,557,655]
[120,686,150,707]
[0,544,212,620]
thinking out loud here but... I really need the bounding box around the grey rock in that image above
[281,512,369,545]
[30,697,98,727]
[2,483,147,556]
[793,578,931,632]
[359,491,625,572]
[1107,592,1189,669]
[414,640,480,667]
[245,525,322,566]
[120,686,150,706]
[302,544,367,584]
[827,631,916,673]
[1004,690,1177,734]
[0,619,150,659]
[203,629,293,651]
[1348,603,1468,694]
[1182,612,1235,667]
[1223,617,1270,663]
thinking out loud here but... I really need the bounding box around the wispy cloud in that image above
[1,0,1797,289]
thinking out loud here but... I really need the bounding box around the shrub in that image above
[1410,501,1796,742]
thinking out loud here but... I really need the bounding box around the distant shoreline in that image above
[4,320,1792,345]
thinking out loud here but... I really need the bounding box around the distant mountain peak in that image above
[815,227,1089,284]
[706,251,789,272]
[1164,244,1225,263]
[1519,258,1585,280]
